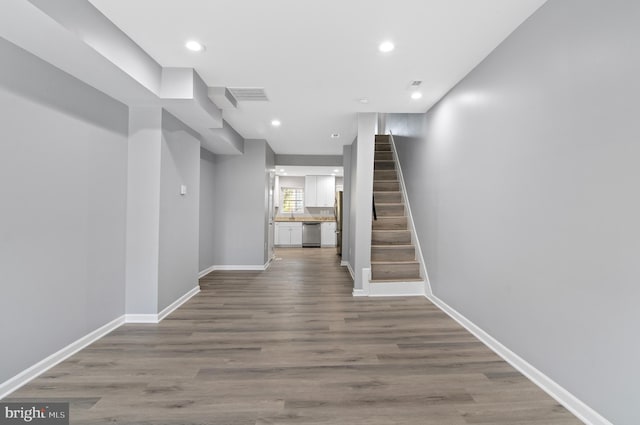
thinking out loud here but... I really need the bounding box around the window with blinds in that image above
[282,187,304,213]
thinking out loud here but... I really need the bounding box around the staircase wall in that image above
[391,1,640,424]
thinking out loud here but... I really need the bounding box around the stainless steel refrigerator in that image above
[336,191,343,256]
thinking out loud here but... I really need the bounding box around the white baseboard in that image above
[389,134,609,424]
[351,267,371,296]
[203,264,269,272]
[352,289,368,297]
[346,263,355,280]
[263,258,273,270]
[0,284,204,400]
[198,265,216,278]
[124,314,158,323]
[426,293,613,425]
[340,260,348,267]
[126,285,201,324]
[157,286,200,321]
[0,316,125,400]
[369,280,425,297]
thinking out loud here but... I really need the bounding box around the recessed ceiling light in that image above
[283,173,288,176]
[411,91,423,100]
[333,169,339,173]
[379,41,395,53]
[358,98,369,104]
[330,133,340,139]
[185,40,204,52]
[271,120,281,127]
[279,169,285,172]
[331,173,336,176]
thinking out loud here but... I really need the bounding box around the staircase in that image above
[370,134,422,282]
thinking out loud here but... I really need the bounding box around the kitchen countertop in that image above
[275,217,336,222]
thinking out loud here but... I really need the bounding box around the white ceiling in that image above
[89,0,546,155]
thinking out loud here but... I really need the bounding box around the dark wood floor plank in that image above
[7,248,581,424]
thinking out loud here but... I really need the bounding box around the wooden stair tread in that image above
[371,260,419,265]
[370,278,424,283]
[373,216,406,219]
[371,244,413,247]
[372,134,419,281]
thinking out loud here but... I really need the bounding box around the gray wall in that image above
[158,111,201,310]
[126,107,162,315]
[264,143,275,263]
[275,154,342,167]
[353,113,376,289]
[199,148,216,272]
[211,140,270,266]
[341,144,353,265]
[0,38,128,383]
[347,139,358,278]
[394,1,639,423]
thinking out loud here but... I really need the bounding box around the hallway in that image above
[7,248,580,424]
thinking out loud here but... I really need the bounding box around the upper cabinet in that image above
[304,175,335,207]
[316,175,335,207]
[304,176,317,207]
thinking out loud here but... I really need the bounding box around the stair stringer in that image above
[381,132,432,297]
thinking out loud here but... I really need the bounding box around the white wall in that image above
[0,38,128,383]
[393,1,640,423]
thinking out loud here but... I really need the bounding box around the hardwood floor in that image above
[8,248,581,424]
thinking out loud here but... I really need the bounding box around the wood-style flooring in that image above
[7,248,581,424]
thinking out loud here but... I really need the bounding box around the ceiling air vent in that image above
[227,87,269,102]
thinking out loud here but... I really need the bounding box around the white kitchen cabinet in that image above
[321,221,337,247]
[304,175,335,207]
[275,222,302,246]
[290,225,302,246]
[304,176,317,208]
[317,175,335,207]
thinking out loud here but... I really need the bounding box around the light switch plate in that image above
[180,185,187,195]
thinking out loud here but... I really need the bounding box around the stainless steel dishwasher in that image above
[302,222,321,248]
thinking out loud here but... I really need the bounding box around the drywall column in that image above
[125,107,162,315]
[199,148,216,273]
[341,144,352,265]
[264,144,276,263]
[353,113,376,289]
[157,111,201,312]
